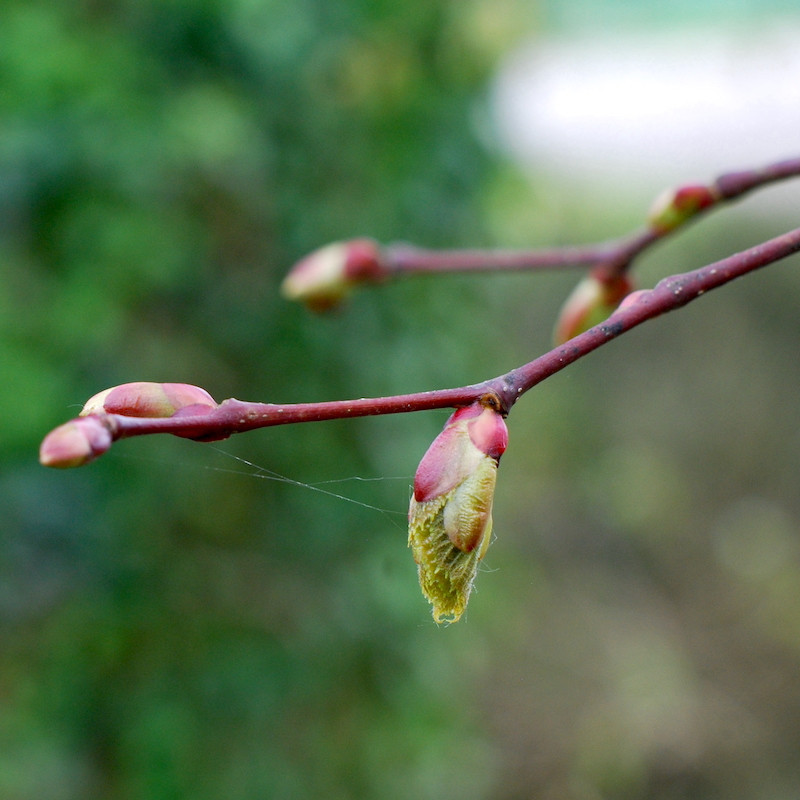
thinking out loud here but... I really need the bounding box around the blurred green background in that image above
[3,1,800,798]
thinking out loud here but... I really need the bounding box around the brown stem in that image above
[110,386,489,440]
[100,226,800,442]
[713,156,800,199]
[491,226,800,410]
[384,241,623,274]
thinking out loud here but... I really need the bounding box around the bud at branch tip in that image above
[40,416,113,468]
[281,239,385,312]
[40,382,219,468]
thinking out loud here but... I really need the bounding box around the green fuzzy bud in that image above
[408,402,507,623]
[409,458,497,623]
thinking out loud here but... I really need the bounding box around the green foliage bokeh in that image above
[4,2,800,799]
[1,2,511,798]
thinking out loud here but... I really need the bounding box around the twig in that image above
[51,225,800,452]
[377,156,800,278]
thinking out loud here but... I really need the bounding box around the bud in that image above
[39,416,113,468]
[553,272,633,345]
[281,238,385,311]
[408,400,508,623]
[647,184,716,234]
[616,288,651,313]
[80,382,217,418]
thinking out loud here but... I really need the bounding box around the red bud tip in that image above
[81,382,217,418]
[40,416,113,468]
[647,184,716,233]
[281,239,385,312]
[554,273,633,344]
[463,402,509,460]
[413,402,508,503]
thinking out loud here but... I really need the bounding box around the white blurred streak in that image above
[491,23,800,195]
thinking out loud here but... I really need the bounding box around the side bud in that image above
[616,288,651,312]
[39,416,113,468]
[408,400,508,623]
[647,184,716,234]
[553,271,633,345]
[281,238,386,312]
[80,382,217,418]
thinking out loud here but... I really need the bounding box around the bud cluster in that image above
[39,382,218,468]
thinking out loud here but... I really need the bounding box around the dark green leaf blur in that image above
[3,1,800,799]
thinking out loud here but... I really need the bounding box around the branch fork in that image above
[39,155,800,621]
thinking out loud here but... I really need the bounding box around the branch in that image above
[388,156,800,277]
[40,225,800,467]
[496,225,800,406]
[382,237,636,274]
[280,156,800,310]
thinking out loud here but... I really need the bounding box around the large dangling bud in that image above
[408,399,508,623]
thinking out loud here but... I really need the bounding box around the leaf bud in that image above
[615,288,651,312]
[408,400,508,623]
[647,184,716,234]
[39,416,113,468]
[80,382,217,419]
[281,238,386,311]
[553,272,633,345]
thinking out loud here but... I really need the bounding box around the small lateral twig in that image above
[380,156,800,279]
